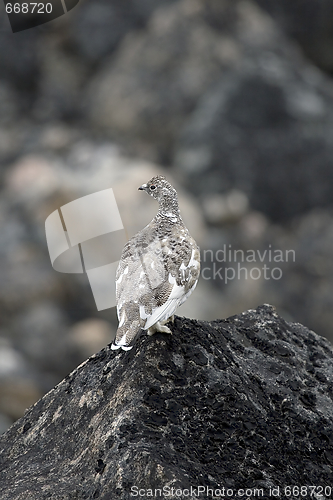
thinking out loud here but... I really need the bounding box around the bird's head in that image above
[138,175,177,204]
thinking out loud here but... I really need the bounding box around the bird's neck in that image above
[156,196,182,222]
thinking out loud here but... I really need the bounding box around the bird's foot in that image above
[147,320,173,336]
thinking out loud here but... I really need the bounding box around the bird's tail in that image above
[111,319,141,351]
[111,343,133,351]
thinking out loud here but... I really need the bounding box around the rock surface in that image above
[0,305,332,499]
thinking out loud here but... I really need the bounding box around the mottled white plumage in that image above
[111,175,200,351]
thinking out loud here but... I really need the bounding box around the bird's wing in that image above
[115,233,166,318]
[142,273,185,329]
[113,232,168,349]
[141,241,201,330]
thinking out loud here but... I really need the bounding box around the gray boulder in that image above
[174,1,333,221]
[254,0,333,73]
[176,60,333,221]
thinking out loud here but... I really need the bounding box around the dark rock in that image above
[0,305,332,498]
[0,5,38,122]
[0,7,38,91]
[176,46,333,221]
[69,0,178,63]
[253,0,333,74]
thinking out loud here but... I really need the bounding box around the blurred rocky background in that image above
[1,0,333,432]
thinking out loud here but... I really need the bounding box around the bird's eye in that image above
[150,185,156,190]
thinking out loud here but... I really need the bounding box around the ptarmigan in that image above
[111,175,200,351]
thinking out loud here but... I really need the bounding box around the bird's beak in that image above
[138,183,147,191]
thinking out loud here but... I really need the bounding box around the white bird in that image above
[111,175,200,351]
